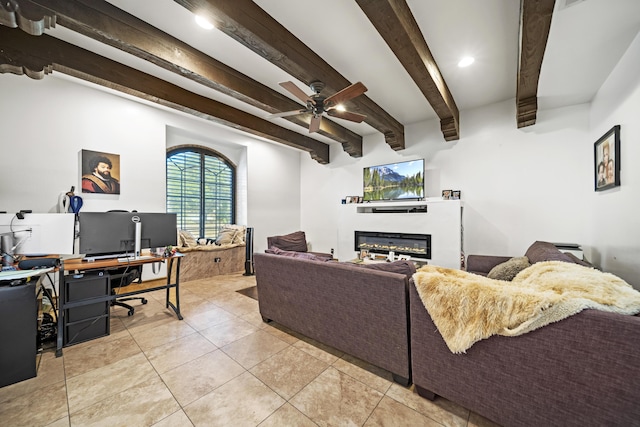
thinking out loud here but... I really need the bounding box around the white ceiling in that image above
[47,0,640,142]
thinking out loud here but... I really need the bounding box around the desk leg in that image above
[55,266,65,357]
[166,257,183,320]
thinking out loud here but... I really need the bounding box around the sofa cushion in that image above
[216,225,246,246]
[359,260,417,279]
[266,246,328,261]
[215,229,236,246]
[179,229,198,248]
[487,256,530,281]
[268,231,308,252]
[525,241,574,264]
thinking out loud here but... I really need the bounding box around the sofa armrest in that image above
[466,255,512,275]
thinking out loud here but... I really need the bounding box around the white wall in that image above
[301,37,640,288]
[0,74,302,256]
[588,32,640,285]
[0,75,165,213]
[302,101,592,258]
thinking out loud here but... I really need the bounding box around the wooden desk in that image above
[56,254,184,357]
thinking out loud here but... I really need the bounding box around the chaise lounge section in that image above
[409,249,640,427]
[409,280,640,426]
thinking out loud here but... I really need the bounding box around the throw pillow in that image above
[269,231,308,252]
[487,256,531,281]
[215,225,247,245]
[360,260,417,279]
[179,230,198,248]
[215,229,238,246]
[221,224,246,244]
[525,241,574,264]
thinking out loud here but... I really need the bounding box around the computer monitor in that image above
[77,212,177,257]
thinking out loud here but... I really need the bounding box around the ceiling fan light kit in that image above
[269,80,368,133]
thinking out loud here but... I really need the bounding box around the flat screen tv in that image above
[78,212,177,257]
[363,159,424,201]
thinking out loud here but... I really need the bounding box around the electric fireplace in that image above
[354,231,431,259]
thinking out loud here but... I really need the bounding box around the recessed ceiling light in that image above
[458,56,475,68]
[195,15,214,30]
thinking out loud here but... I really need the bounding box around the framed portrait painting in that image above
[594,125,620,192]
[81,149,121,194]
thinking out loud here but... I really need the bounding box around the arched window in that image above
[166,147,235,238]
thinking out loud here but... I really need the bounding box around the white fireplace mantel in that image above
[337,199,462,269]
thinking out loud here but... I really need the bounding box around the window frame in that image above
[166,146,236,239]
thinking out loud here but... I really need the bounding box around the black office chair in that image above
[110,266,146,316]
[104,209,146,316]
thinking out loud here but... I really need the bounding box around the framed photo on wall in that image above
[594,125,620,192]
[81,149,121,194]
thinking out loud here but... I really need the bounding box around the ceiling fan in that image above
[268,80,368,133]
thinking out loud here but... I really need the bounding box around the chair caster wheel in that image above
[142,299,148,304]
[128,310,134,316]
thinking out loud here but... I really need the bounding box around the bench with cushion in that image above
[175,225,246,281]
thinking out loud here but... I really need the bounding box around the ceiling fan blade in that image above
[324,82,367,108]
[279,81,315,105]
[326,109,367,123]
[266,109,307,119]
[309,115,322,133]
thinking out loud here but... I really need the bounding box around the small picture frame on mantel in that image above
[442,190,452,200]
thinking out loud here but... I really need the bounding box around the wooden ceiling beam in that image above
[356,0,460,141]
[517,0,555,128]
[173,0,406,151]
[5,0,362,157]
[0,26,330,164]
[0,0,55,35]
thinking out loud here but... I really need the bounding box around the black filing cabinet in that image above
[63,272,110,346]
[0,281,37,387]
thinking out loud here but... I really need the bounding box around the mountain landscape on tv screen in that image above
[364,161,424,201]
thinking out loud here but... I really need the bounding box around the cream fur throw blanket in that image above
[413,261,640,354]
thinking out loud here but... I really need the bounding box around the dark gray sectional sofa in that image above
[254,252,412,385]
[409,281,640,426]
[255,241,640,426]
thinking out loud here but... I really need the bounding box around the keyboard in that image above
[1,266,17,271]
[117,255,157,263]
[84,253,131,262]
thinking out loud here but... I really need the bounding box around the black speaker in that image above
[244,227,254,276]
[18,258,60,270]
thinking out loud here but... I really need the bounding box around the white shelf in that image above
[349,199,461,214]
[348,198,458,207]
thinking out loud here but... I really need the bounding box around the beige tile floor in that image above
[0,273,501,427]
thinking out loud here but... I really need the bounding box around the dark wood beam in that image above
[0,26,330,164]
[5,0,362,157]
[356,0,460,141]
[173,0,406,151]
[517,0,555,128]
[0,0,54,35]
